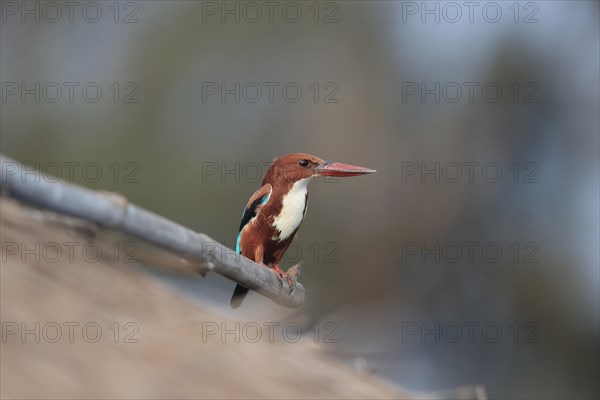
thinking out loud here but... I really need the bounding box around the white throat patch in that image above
[273,178,310,241]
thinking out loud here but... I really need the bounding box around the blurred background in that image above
[1,1,598,399]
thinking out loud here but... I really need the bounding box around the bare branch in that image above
[0,154,305,308]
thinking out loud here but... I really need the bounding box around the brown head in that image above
[262,153,376,186]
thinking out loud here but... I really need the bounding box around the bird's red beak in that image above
[315,161,376,177]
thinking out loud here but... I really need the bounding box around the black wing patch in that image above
[238,193,270,232]
[235,187,271,254]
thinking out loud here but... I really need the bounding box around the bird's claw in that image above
[285,275,294,293]
[272,264,295,292]
[287,263,302,293]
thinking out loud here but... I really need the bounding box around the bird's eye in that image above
[299,159,310,167]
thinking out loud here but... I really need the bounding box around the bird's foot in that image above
[272,264,294,292]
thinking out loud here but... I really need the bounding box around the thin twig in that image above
[0,154,305,308]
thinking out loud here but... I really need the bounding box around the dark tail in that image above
[230,284,249,309]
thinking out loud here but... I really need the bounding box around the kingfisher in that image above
[230,153,375,308]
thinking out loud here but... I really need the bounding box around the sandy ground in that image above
[0,198,411,399]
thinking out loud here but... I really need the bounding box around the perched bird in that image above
[230,153,375,308]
